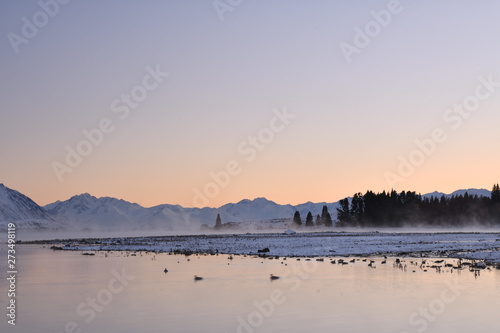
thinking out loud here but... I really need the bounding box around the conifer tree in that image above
[324,212,333,227]
[215,213,222,229]
[336,198,351,226]
[305,211,314,226]
[320,206,333,227]
[293,211,302,226]
[492,183,500,204]
[492,184,500,224]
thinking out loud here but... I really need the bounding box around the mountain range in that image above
[0,183,492,231]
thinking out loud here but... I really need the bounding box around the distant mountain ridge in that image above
[0,184,492,231]
[43,194,310,232]
[422,188,491,199]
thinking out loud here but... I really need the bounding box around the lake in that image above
[1,244,499,333]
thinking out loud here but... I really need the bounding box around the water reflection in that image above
[0,245,499,333]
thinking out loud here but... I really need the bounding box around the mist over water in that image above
[10,224,500,242]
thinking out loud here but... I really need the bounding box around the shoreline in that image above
[19,230,500,265]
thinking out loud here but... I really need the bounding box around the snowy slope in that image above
[0,184,62,230]
[46,194,223,231]
[46,194,150,231]
[42,195,342,231]
[220,198,296,222]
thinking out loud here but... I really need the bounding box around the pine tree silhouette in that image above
[293,211,302,226]
[305,211,314,226]
[215,213,222,229]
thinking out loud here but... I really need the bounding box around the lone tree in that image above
[315,214,322,226]
[215,213,222,229]
[293,211,302,226]
[305,211,314,227]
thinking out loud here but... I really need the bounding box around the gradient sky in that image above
[1,0,499,208]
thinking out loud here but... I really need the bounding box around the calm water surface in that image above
[1,245,499,333]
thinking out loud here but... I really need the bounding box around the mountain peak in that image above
[68,193,97,203]
[73,193,95,199]
[253,197,274,203]
[424,191,445,196]
[233,197,276,206]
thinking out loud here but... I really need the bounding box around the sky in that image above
[1,0,499,208]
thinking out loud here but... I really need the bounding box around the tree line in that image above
[336,184,500,228]
[292,205,333,227]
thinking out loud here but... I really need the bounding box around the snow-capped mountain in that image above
[46,194,220,231]
[0,184,62,230]
[219,198,296,222]
[42,194,342,232]
[0,183,494,232]
[45,193,147,231]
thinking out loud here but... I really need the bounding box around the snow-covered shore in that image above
[26,231,500,264]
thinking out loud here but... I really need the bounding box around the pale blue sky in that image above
[1,0,499,207]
